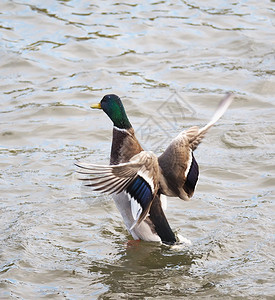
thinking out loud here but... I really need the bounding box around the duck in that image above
[76,93,233,245]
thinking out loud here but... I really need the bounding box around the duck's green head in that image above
[91,94,132,130]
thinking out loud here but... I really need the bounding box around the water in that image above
[1,0,275,299]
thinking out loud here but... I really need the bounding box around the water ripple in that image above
[0,0,274,298]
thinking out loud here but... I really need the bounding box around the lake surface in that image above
[0,0,275,299]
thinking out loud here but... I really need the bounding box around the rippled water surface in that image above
[1,0,275,299]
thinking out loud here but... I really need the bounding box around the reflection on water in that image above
[0,0,275,298]
[89,242,203,298]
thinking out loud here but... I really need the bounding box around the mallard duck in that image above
[76,93,233,245]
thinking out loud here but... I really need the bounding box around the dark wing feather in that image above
[126,175,153,228]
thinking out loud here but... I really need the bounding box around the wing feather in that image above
[76,151,160,227]
[159,93,233,200]
[189,93,233,151]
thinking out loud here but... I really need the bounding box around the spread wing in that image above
[75,151,160,228]
[158,93,233,200]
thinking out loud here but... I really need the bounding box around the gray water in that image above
[1,0,275,299]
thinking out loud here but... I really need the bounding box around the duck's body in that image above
[76,94,232,245]
[111,125,176,244]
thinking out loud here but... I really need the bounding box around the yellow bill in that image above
[90,103,102,109]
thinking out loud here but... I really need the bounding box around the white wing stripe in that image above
[160,194,167,211]
[184,149,193,178]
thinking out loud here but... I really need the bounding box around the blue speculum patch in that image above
[126,175,152,208]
